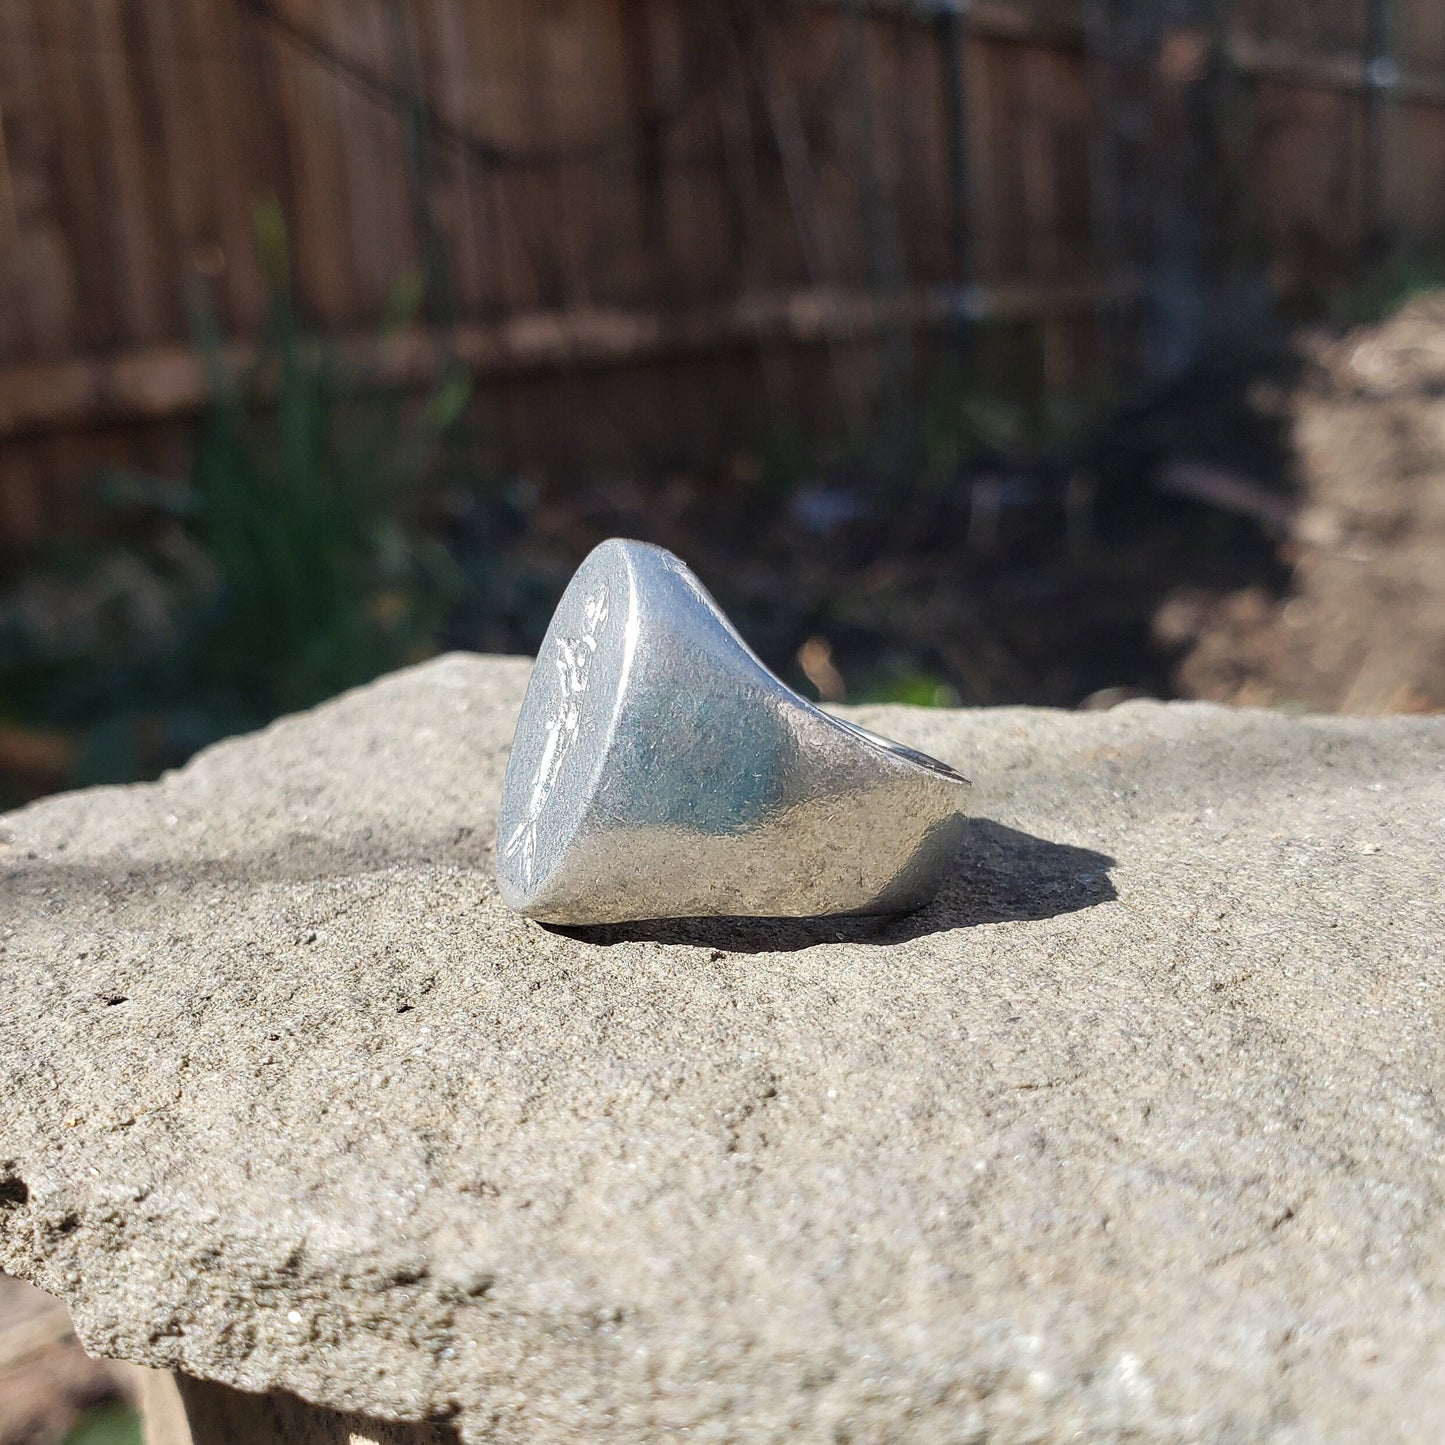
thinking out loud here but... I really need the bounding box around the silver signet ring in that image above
[495,539,971,925]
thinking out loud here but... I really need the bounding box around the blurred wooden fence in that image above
[1,0,1444,546]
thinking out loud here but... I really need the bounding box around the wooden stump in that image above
[138,1370,458,1445]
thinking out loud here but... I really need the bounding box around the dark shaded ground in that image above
[469,339,1298,712]
[486,301,1445,718]
[559,820,1115,953]
[3,299,1444,821]
[1163,296,1445,713]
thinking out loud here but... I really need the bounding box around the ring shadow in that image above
[549,818,1116,955]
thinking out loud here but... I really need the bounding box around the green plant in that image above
[63,1403,143,1445]
[185,203,464,722]
[0,203,469,792]
[1335,247,1445,325]
[848,654,961,708]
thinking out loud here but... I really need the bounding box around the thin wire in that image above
[0,0,730,172]
[234,0,721,172]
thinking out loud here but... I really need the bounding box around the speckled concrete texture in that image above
[2,655,1442,1442]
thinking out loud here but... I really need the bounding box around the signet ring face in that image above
[495,539,971,925]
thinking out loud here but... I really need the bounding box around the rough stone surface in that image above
[2,654,1443,1443]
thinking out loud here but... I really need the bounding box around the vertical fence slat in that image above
[341,0,406,317]
[1400,0,1445,70]
[176,0,265,332]
[961,32,1003,284]
[1395,96,1445,241]
[1363,0,1395,253]
[33,1,115,352]
[938,6,971,286]
[450,0,529,316]
[418,0,492,319]
[0,1,62,360]
[135,0,211,300]
[266,0,361,324]
[92,0,176,343]
[888,10,951,287]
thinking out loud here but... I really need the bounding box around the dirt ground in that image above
[512,296,1445,718]
[1163,294,1445,714]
